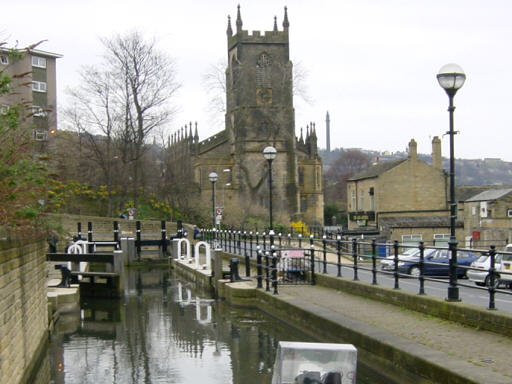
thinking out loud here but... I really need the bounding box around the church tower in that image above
[189,6,323,226]
[224,6,302,221]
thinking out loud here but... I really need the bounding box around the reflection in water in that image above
[42,268,411,383]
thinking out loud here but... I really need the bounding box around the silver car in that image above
[468,251,512,288]
[467,254,502,287]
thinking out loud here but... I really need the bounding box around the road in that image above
[215,239,512,312]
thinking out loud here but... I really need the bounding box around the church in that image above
[167,6,323,227]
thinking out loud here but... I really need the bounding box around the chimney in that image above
[408,139,417,160]
[432,136,442,170]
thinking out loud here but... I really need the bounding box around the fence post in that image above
[419,241,425,295]
[352,238,359,281]
[278,233,282,249]
[249,232,253,260]
[244,232,250,277]
[265,251,270,292]
[322,235,327,274]
[263,232,267,251]
[272,251,278,294]
[393,240,399,289]
[310,245,316,285]
[256,247,263,289]
[88,222,94,253]
[161,220,167,255]
[77,222,82,240]
[298,234,302,248]
[136,220,141,261]
[446,238,460,301]
[113,221,119,250]
[256,232,260,249]
[488,245,497,310]
[371,238,377,285]
[287,233,291,247]
[336,236,342,277]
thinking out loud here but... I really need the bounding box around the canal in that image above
[37,268,420,383]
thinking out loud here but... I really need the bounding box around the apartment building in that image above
[0,46,62,154]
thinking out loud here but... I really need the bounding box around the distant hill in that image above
[319,148,512,186]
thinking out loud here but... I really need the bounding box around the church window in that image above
[351,190,356,211]
[256,53,272,88]
[298,167,304,185]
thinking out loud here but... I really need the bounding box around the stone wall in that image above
[0,238,48,384]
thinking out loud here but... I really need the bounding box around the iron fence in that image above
[200,228,512,309]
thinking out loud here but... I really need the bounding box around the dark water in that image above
[39,268,417,384]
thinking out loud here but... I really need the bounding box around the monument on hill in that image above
[166,6,324,226]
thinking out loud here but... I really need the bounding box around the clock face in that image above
[256,88,272,105]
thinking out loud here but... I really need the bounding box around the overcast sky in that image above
[3,0,512,161]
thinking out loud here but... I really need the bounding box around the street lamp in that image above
[437,63,466,301]
[208,171,218,233]
[263,146,277,244]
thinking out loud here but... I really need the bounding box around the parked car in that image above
[395,249,478,277]
[467,254,502,287]
[380,248,435,271]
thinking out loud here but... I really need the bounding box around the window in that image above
[301,197,307,213]
[471,206,476,216]
[433,234,450,247]
[34,130,47,141]
[351,190,356,211]
[402,234,422,246]
[32,56,46,68]
[32,81,47,92]
[359,192,364,211]
[31,106,47,117]
[507,209,512,217]
[0,55,8,65]
[298,167,304,185]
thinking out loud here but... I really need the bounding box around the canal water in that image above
[37,268,419,384]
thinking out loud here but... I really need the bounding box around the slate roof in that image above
[348,159,407,181]
[380,216,463,230]
[465,188,512,202]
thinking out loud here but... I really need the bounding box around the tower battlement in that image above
[227,6,289,49]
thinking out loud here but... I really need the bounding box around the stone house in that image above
[346,137,465,245]
[464,189,512,249]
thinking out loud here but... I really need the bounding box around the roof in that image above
[348,159,407,181]
[0,47,62,59]
[465,188,512,202]
[380,216,463,229]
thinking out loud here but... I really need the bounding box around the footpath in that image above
[271,284,512,384]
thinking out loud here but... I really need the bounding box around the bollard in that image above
[229,258,243,282]
[265,251,270,291]
[310,245,316,285]
[322,235,327,274]
[272,251,278,295]
[136,221,142,261]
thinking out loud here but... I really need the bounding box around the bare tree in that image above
[324,150,372,204]
[102,31,180,210]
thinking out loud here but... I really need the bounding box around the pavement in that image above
[271,283,512,384]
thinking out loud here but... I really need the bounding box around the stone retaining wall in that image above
[0,238,48,384]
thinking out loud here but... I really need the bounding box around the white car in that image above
[467,245,512,288]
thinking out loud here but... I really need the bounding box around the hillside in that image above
[320,148,512,186]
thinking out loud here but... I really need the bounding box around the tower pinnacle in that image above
[227,15,233,36]
[283,6,290,30]
[236,5,243,32]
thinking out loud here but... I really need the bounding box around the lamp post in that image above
[263,146,277,245]
[437,63,466,301]
[208,171,218,244]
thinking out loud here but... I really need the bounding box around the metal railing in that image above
[199,228,512,309]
